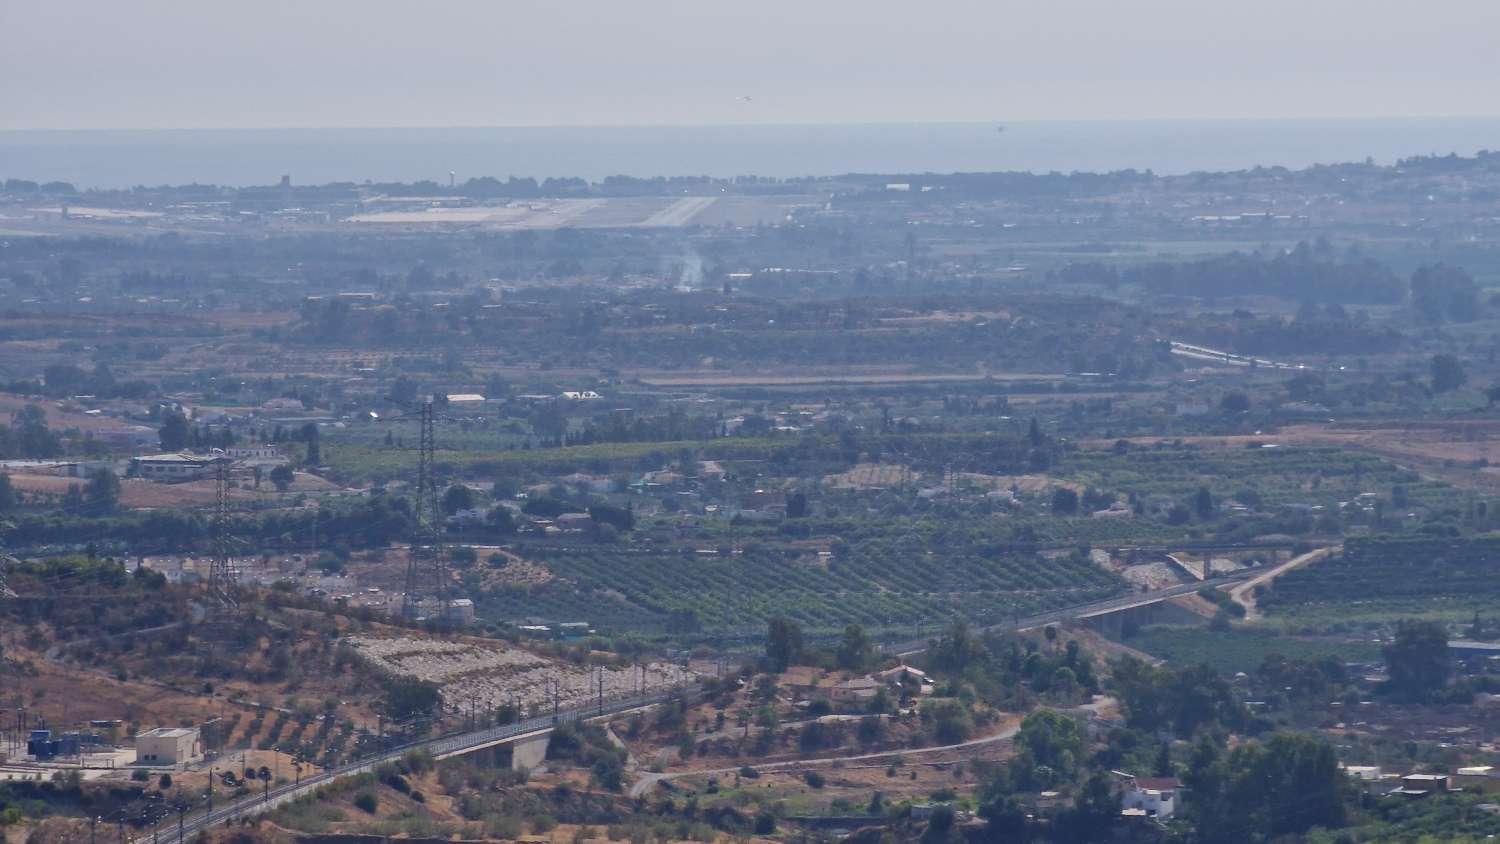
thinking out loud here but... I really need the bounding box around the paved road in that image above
[155,689,683,841]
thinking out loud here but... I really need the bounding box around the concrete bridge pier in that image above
[509,731,550,771]
[1081,599,1201,638]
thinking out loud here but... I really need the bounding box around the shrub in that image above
[380,771,411,794]
[754,813,777,835]
[353,792,378,814]
[486,817,523,838]
[804,771,825,789]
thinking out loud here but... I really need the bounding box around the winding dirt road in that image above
[1228,545,1340,622]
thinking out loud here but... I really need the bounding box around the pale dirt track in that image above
[628,721,1022,798]
[1229,545,1340,622]
[628,695,1118,797]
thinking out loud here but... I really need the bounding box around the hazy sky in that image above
[3,0,1498,130]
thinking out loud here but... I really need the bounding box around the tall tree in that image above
[929,622,982,672]
[269,465,294,492]
[13,405,62,458]
[442,483,476,515]
[1429,353,1468,394]
[765,617,803,672]
[84,469,120,515]
[1051,488,1079,514]
[300,423,322,465]
[1053,771,1120,844]
[1219,391,1251,413]
[1194,485,1216,520]
[158,409,190,452]
[1383,619,1451,701]
[835,624,873,671]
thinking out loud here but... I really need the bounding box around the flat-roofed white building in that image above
[135,727,203,767]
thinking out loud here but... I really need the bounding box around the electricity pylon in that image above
[401,399,448,622]
[208,458,238,608]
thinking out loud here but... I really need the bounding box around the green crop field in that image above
[1066,445,1455,513]
[1125,626,1381,674]
[1262,535,1500,617]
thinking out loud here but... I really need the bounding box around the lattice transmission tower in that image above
[208,458,238,608]
[401,399,449,621]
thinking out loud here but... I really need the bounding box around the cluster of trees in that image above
[1061,245,1407,304]
[759,618,877,675]
[1222,307,1403,356]
[16,363,155,400]
[1,178,77,194]
[0,468,118,517]
[1184,732,1349,843]
[1411,263,1481,323]
[286,286,1161,377]
[0,405,62,459]
[545,721,628,791]
[1,493,412,552]
[381,677,442,722]
[155,408,247,452]
[927,622,1101,708]
[1057,251,1488,335]
[1113,657,1253,738]
[3,556,171,634]
[61,469,120,516]
[978,709,1121,843]
[975,654,1365,843]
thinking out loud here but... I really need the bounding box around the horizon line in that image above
[5,113,1500,134]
